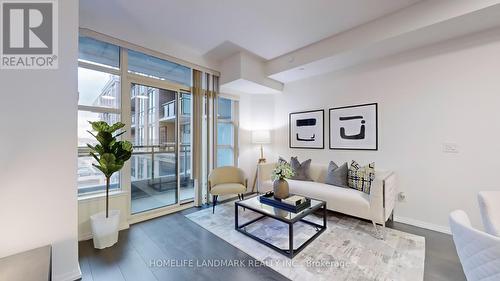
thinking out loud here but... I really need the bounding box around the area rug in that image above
[185,200,425,281]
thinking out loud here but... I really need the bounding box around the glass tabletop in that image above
[236,195,325,222]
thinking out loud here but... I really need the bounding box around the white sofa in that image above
[257,163,397,226]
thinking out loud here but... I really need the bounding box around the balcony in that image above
[77,145,194,214]
[130,144,193,213]
[159,96,191,124]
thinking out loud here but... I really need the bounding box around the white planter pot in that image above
[90,210,121,249]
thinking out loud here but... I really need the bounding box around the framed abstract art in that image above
[289,109,324,149]
[329,103,378,150]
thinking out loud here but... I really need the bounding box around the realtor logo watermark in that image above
[1,0,58,69]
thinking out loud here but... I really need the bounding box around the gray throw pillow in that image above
[324,161,348,188]
[290,157,313,181]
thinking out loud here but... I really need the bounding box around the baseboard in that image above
[53,265,82,281]
[394,215,451,235]
[128,202,194,225]
[78,222,130,241]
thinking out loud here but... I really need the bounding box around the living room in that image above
[1,1,499,281]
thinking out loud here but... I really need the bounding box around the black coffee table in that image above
[235,196,327,258]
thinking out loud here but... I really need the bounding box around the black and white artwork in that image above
[289,110,324,149]
[329,103,378,150]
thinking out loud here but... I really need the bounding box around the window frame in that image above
[77,57,123,196]
[216,96,239,167]
[78,40,193,198]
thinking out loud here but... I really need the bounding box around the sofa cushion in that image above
[288,179,371,219]
[290,157,313,181]
[348,161,375,194]
[324,161,348,188]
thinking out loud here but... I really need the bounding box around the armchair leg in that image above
[212,195,218,214]
[241,193,244,200]
[237,194,241,201]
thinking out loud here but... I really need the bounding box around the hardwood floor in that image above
[79,207,465,281]
[390,222,466,281]
[79,209,287,281]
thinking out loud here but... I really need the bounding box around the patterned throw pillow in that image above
[348,161,375,194]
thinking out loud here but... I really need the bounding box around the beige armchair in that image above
[208,166,247,213]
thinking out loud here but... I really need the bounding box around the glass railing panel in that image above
[130,145,178,214]
[179,144,194,202]
[179,92,193,202]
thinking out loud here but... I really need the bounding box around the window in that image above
[217,97,238,167]
[78,68,120,109]
[78,36,120,69]
[77,111,120,147]
[77,34,206,211]
[78,38,121,195]
[128,50,191,87]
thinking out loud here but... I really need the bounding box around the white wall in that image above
[238,94,276,190]
[265,28,500,232]
[0,0,80,280]
[235,29,500,232]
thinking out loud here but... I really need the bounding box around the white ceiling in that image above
[80,0,421,61]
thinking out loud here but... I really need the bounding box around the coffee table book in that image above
[259,192,311,213]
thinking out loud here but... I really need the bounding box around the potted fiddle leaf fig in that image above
[87,121,133,249]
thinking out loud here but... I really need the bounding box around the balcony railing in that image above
[162,102,176,119]
[77,144,192,195]
[161,96,190,120]
[131,144,191,184]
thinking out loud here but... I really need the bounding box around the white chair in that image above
[478,191,500,237]
[449,210,500,281]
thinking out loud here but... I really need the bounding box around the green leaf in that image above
[114,131,126,139]
[86,121,132,179]
[94,144,105,155]
[92,163,106,175]
[121,141,133,152]
[97,153,118,177]
[95,131,113,149]
[90,121,110,132]
[89,151,100,163]
[86,130,97,139]
[109,122,125,133]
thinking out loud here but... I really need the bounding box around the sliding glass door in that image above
[129,82,193,214]
[179,92,194,203]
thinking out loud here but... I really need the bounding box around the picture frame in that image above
[289,109,324,149]
[329,103,378,150]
